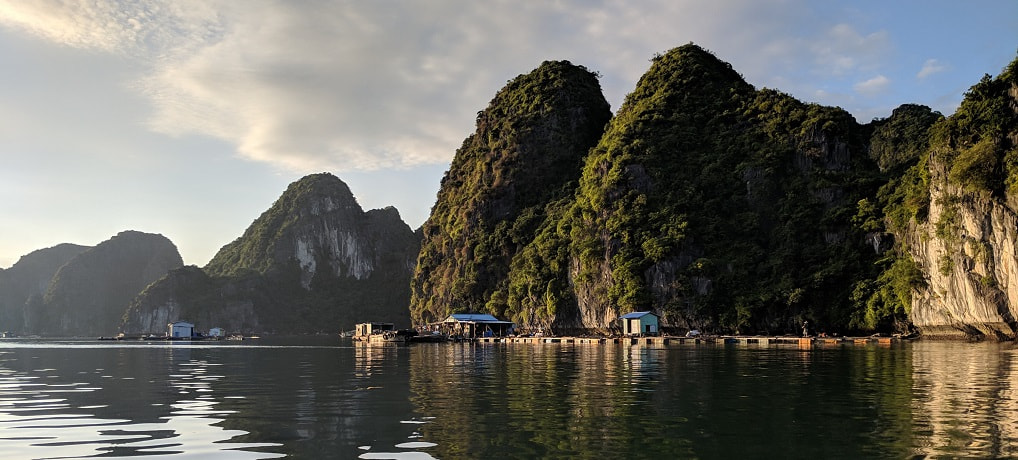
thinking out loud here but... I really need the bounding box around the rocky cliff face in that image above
[410,60,611,325]
[906,158,1018,338]
[899,61,1018,339]
[123,173,419,334]
[29,231,183,336]
[122,266,262,335]
[0,243,89,333]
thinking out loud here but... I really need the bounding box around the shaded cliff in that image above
[537,44,880,334]
[123,173,419,334]
[28,231,183,336]
[410,60,611,324]
[0,243,90,333]
[413,44,885,335]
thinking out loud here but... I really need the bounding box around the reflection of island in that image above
[405,342,930,458]
[910,342,1018,457]
[407,343,683,458]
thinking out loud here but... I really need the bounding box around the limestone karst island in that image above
[2,44,1017,342]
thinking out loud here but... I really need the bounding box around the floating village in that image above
[97,321,250,341]
[350,311,907,347]
[90,310,906,347]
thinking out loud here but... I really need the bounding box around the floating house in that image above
[433,313,514,338]
[168,321,195,338]
[619,311,660,336]
[355,322,395,338]
[208,327,225,338]
[353,322,414,343]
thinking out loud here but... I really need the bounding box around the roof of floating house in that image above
[442,313,513,324]
[619,311,658,320]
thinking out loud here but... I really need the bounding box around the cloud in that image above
[811,23,890,76]
[0,0,222,54]
[917,58,947,79]
[0,0,904,173]
[853,75,891,96]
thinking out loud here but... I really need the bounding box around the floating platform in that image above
[473,335,902,346]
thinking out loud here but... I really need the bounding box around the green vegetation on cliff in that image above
[418,43,991,335]
[411,60,612,325]
[860,56,1018,334]
[933,59,1018,196]
[539,44,886,334]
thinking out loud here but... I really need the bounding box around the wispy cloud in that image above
[811,23,890,76]
[0,0,911,173]
[853,74,891,96]
[0,0,223,54]
[917,58,947,79]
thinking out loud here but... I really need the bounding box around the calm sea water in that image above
[0,337,1015,459]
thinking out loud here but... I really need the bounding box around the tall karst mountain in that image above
[28,231,183,336]
[518,44,882,335]
[876,58,1018,339]
[410,60,612,325]
[123,173,419,334]
[413,44,931,336]
[0,243,89,333]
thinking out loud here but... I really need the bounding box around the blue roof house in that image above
[438,313,515,338]
[619,311,660,336]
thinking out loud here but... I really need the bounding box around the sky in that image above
[0,1,1015,269]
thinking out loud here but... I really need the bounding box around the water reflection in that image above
[910,341,1018,457]
[0,344,281,459]
[1,338,1016,458]
[407,342,925,459]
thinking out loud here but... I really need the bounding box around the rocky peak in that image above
[31,231,183,336]
[410,58,611,325]
[205,173,418,290]
[0,243,89,333]
[123,173,418,334]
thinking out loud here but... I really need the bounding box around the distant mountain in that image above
[0,243,89,333]
[122,173,419,334]
[27,231,183,336]
[410,59,612,326]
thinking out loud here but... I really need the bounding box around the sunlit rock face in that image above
[906,153,1018,340]
[123,173,419,334]
[902,67,1018,340]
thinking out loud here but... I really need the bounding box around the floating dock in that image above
[473,335,900,346]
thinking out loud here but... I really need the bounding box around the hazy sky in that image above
[1,1,1015,268]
